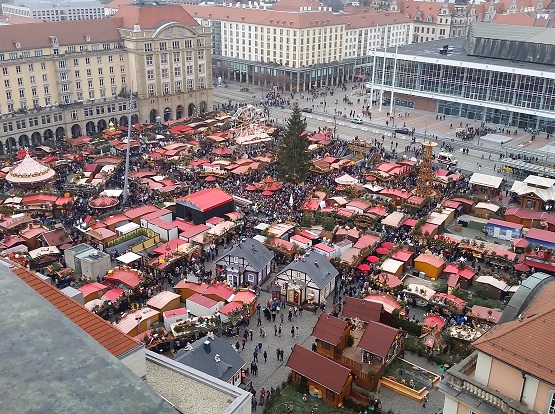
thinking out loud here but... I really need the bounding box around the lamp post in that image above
[122,88,135,206]
[333,99,338,140]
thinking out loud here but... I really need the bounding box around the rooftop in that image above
[216,237,273,273]
[0,262,175,414]
[357,321,399,358]
[341,296,383,323]
[286,344,351,394]
[474,278,555,386]
[390,36,555,75]
[311,312,348,346]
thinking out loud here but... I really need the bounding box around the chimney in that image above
[203,340,211,353]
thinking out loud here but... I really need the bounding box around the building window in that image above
[147,70,154,80]
[549,394,555,414]
[321,341,330,350]
[2,68,7,75]
[172,40,180,49]
[144,43,152,52]
[161,54,168,64]
[146,55,153,65]
[325,389,335,401]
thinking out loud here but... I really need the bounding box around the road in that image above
[213,86,511,184]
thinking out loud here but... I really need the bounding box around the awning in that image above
[116,251,142,264]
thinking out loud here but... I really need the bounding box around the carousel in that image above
[88,196,120,210]
[5,151,56,188]
[254,176,283,192]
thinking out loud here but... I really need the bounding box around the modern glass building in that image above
[369,23,555,132]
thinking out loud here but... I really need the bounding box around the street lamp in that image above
[122,88,136,205]
[333,99,338,140]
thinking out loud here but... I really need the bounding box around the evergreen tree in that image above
[277,102,309,183]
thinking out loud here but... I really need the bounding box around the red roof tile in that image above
[286,345,351,394]
[204,284,234,301]
[186,293,219,308]
[10,263,140,357]
[357,321,399,358]
[124,205,159,220]
[174,280,209,293]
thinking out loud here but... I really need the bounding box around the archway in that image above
[6,137,17,153]
[31,132,42,146]
[97,119,107,132]
[131,114,139,125]
[188,103,196,117]
[119,115,128,126]
[176,105,184,120]
[0,141,4,155]
[55,127,65,139]
[199,101,207,114]
[44,129,53,141]
[164,107,172,122]
[149,109,158,124]
[18,134,30,148]
[86,121,96,135]
[71,124,81,137]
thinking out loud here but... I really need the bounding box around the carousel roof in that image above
[255,176,283,192]
[89,196,119,209]
[6,153,56,185]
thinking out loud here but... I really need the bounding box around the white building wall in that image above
[474,351,493,386]
[441,395,459,414]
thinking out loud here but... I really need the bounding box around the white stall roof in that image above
[116,251,142,264]
[115,222,140,234]
[469,173,503,189]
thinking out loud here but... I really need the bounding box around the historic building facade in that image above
[0,4,212,154]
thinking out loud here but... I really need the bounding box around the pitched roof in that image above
[216,238,273,272]
[357,321,399,358]
[473,280,555,386]
[526,227,555,244]
[40,227,73,247]
[0,18,122,53]
[278,251,338,289]
[311,312,348,346]
[182,3,410,29]
[10,263,141,357]
[178,188,233,212]
[341,296,383,323]
[146,291,180,310]
[114,4,199,29]
[286,345,351,393]
[174,336,245,383]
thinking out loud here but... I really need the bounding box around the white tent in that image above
[335,174,359,185]
[116,251,142,265]
[115,222,140,235]
[101,189,123,197]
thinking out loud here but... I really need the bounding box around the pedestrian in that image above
[274,325,277,336]
[280,313,284,323]
[291,326,295,337]
[242,338,246,350]
[252,397,257,412]
[250,329,253,341]
[257,316,262,326]
[263,350,267,363]
[295,326,299,337]
[422,396,428,408]
[279,349,284,361]
[278,324,282,337]
[276,347,281,360]
[299,306,303,317]
[235,341,240,352]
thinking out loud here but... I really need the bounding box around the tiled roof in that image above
[357,321,399,358]
[115,4,199,29]
[311,312,348,346]
[0,18,122,53]
[10,263,141,357]
[182,4,411,29]
[286,345,351,394]
[341,296,383,323]
[473,281,555,386]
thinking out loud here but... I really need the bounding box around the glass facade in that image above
[373,56,555,131]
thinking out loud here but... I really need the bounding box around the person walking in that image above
[295,326,299,338]
[276,348,281,361]
[291,326,295,338]
[278,324,282,337]
[274,325,277,336]
[263,350,267,363]
[253,346,259,362]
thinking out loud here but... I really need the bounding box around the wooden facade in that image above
[291,373,352,407]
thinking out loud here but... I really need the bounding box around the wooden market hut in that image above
[173,281,209,301]
[286,345,353,408]
[414,254,445,280]
[311,313,351,359]
[146,291,181,313]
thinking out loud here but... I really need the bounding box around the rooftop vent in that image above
[204,340,211,353]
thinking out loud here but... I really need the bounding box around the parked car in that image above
[301,107,313,113]
[395,127,410,135]
[351,118,363,124]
